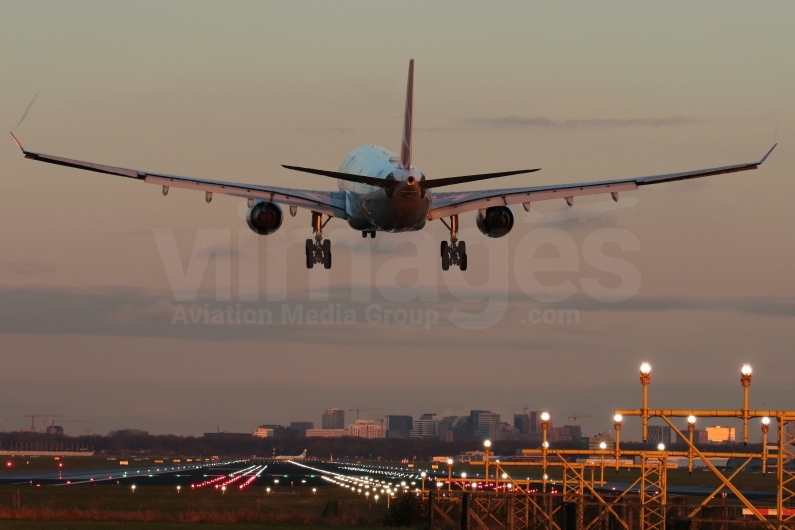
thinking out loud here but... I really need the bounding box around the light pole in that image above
[613,414,622,472]
[540,412,550,492]
[687,415,696,474]
[640,362,651,441]
[447,458,453,491]
[483,440,491,486]
[420,471,426,493]
[741,364,752,446]
[761,417,770,474]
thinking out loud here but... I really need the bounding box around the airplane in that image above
[10,60,776,271]
[272,449,307,461]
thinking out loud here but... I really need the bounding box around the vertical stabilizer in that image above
[400,59,414,169]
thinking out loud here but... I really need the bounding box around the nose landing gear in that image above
[306,212,332,269]
[361,230,376,238]
[440,214,467,271]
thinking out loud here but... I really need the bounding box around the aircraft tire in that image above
[323,239,331,254]
[370,230,376,238]
[458,241,466,256]
[441,241,448,258]
[306,254,313,269]
[460,253,468,271]
[324,251,332,269]
[362,231,367,238]
[305,239,313,254]
[441,252,450,271]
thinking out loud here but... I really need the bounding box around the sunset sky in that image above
[1,1,793,440]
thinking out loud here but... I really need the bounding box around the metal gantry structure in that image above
[463,363,795,529]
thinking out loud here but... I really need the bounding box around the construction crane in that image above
[24,414,60,433]
[348,406,383,420]
[567,413,591,425]
[522,405,529,414]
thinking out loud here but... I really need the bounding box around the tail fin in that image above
[400,59,414,169]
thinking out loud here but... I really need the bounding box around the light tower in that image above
[640,362,652,441]
[741,364,752,445]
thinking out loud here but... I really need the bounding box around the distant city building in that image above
[648,426,672,447]
[411,414,439,438]
[322,408,345,429]
[706,426,736,443]
[589,431,615,450]
[788,422,795,438]
[46,426,64,435]
[677,429,709,445]
[306,428,348,438]
[475,411,500,440]
[252,427,275,437]
[113,429,149,436]
[514,414,531,434]
[290,422,314,437]
[550,424,583,443]
[252,424,300,437]
[387,415,413,438]
[438,416,465,441]
[496,422,521,441]
[348,420,386,439]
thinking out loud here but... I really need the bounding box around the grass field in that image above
[0,484,383,526]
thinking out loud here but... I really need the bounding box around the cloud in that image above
[466,115,699,130]
[2,262,55,276]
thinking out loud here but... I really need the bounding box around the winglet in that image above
[400,59,414,169]
[759,143,777,164]
[10,132,24,152]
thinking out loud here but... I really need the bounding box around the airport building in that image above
[322,408,345,429]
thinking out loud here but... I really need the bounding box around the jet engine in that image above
[246,201,283,235]
[475,206,514,238]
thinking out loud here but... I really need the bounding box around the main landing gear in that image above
[361,230,376,238]
[440,214,467,271]
[306,212,332,269]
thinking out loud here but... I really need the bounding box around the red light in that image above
[59,463,63,467]
[5,462,11,467]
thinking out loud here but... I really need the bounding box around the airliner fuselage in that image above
[338,145,430,232]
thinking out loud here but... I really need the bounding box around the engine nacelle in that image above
[246,201,283,235]
[475,206,514,238]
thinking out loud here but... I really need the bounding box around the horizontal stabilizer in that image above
[420,168,541,189]
[282,165,399,189]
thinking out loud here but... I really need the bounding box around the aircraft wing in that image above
[428,145,776,220]
[10,134,347,219]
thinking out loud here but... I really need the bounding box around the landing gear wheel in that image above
[441,251,450,271]
[362,231,368,238]
[305,239,314,269]
[460,253,468,271]
[441,241,448,258]
[322,240,332,269]
[370,230,376,238]
[458,241,466,257]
